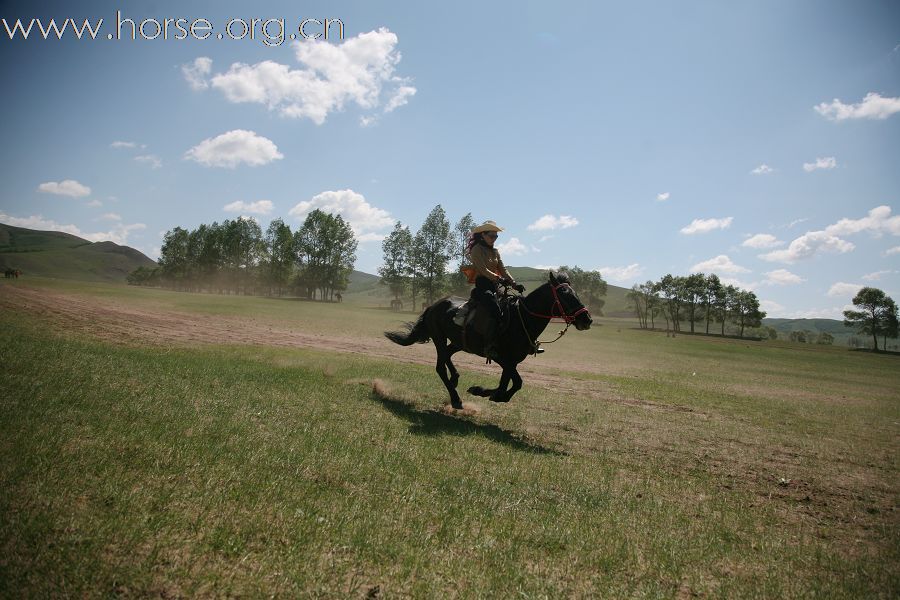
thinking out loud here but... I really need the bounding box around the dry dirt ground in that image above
[0,284,603,394]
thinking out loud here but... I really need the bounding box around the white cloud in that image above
[134,154,162,169]
[359,115,378,127]
[385,85,416,112]
[527,214,579,231]
[827,282,863,298]
[185,129,283,168]
[86,199,102,208]
[496,236,528,256]
[760,231,854,263]
[680,217,733,235]
[886,246,900,256]
[656,192,670,202]
[760,300,786,316]
[532,264,559,271]
[0,212,144,245]
[788,218,809,229]
[751,164,774,175]
[719,276,758,291]
[862,270,897,281]
[289,189,392,239]
[37,179,91,198]
[208,29,415,125]
[803,156,837,172]
[814,92,900,121]
[761,207,899,264]
[182,56,212,90]
[223,200,274,215]
[762,269,805,286]
[690,255,749,274]
[742,233,783,249]
[110,141,144,150]
[825,205,900,238]
[98,212,122,222]
[598,263,644,283]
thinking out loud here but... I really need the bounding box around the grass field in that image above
[1,277,898,597]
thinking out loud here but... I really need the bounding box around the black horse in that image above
[385,271,592,408]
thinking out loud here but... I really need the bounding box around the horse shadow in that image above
[370,384,563,455]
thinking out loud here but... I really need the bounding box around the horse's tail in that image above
[384,310,431,346]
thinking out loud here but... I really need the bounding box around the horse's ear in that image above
[549,270,558,285]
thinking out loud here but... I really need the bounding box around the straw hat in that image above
[471,220,504,234]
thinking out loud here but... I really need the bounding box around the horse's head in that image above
[548,270,593,330]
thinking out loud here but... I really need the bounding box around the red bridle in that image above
[521,282,590,324]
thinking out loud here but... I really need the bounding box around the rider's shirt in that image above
[468,243,513,283]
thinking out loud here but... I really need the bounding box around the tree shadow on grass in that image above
[370,384,563,455]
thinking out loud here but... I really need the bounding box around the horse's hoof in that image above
[467,386,484,396]
[450,400,464,410]
[489,394,510,403]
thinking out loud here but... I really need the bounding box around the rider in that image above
[466,220,525,359]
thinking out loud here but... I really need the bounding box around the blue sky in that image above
[2,0,899,318]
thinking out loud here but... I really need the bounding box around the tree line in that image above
[627,273,765,338]
[379,205,608,312]
[127,210,357,300]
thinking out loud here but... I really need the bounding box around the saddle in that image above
[448,294,514,355]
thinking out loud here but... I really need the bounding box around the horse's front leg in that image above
[488,368,513,403]
[503,367,523,402]
[466,367,509,400]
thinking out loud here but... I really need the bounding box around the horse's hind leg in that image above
[434,339,462,409]
[494,367,523,403]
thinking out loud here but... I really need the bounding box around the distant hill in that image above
[344,265,634,315]
[763,317,854,345]
[0,223,156,282]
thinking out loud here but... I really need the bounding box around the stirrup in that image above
[534,345,545,354]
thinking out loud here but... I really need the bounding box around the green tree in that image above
[704,274,723,334]
[379,221,413,303]
[158,227,190,290]
[843,287,894,351]
[816,332,834,345]
[733,290,765,338]
[683,273,706,333]
[628,284,647,329]
[448,212,476,293]
[414,205,452,306]
[323,214,357,300]
[263,219,294,296]
[882,299,898,350]
[719,284,738,336]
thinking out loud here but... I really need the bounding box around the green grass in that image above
[1,279,898,597]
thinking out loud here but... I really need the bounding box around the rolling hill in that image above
[0,223,156,282]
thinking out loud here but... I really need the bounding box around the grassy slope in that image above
[0,278,898,597]
[0,223,156,282]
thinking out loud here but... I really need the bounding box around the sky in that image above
[1,0,899,319]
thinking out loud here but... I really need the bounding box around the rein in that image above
[514,283,588,355]
[520,283,589,324]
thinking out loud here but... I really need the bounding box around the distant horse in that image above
[335,292,343,303]
[390,298,404,311]
[385,271,592,408]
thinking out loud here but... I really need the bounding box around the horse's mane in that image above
[551,270,570,285]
